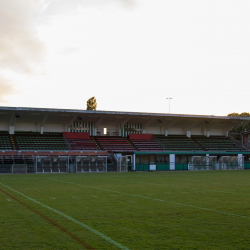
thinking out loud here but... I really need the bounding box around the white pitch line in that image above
[0,182,129,250]
[48,178,250,220]
[93,176,250,197]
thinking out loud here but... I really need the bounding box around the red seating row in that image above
[64,133,99,151]
[63,132,90,139]
[129,133,153,140]
[129,134,163,151]
[95,136,135,152]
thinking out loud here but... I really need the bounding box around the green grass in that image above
[1,171,250,249]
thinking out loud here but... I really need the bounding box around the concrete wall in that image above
[145,127,161,134]
[0,123,8,131]
[44,124,65,132]
[15,123,38,132]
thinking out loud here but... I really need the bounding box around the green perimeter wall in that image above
[134,151,250,171]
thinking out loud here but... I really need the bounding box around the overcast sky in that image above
[0,0,249,116]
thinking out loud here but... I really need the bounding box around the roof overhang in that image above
[0,106,249,130]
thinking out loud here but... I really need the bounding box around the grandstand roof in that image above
[1,106,249,131]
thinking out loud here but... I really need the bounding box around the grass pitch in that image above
[1,170,250,249]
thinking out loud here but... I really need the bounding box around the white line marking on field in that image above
[7,199,11,202]
[94,176,250,197]
[0,182,129,250]
[48,178,250,220]
[92,195,98,198]
[51,197,56,199]
[72,196,77,199]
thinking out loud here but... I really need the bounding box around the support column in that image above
[9,113,16,134]
[35,157,37,174]
[206,154,209,170]
[165,130,168,136]
[9,126,14,134]
[169,154,175,170]
[203,127,207,136]
[133,154,136,170]
[187,131,191,138]
[238,154,243,169]
[40,113,49,134]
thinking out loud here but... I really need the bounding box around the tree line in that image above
[227,112,250,139]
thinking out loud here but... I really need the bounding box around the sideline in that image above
[0,182,129,250]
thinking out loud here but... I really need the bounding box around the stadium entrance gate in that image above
[117,155,132,172]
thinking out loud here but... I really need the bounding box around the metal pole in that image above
[166,97,172,114]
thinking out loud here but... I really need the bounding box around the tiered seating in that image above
[15,132,69,151]
[154,134,202,151]
[0,131,12,150]
[129,134,163,151]
[192,135,245,151]
[63,132,99,151]
[95,136,135,152]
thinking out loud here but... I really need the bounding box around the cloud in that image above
[41,0,134,15]
[0,0,44,103]
[0,76,17,103]
[0,0,44,73]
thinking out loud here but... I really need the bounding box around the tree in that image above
[86,96,97,110]
[227,112,250,140]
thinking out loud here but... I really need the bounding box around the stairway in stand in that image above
[9,134,18,150]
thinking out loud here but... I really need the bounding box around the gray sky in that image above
[0,0,250,115]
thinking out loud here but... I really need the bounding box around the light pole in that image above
[166,97,172,114]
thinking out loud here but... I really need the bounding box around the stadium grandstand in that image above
[0,106,250,174]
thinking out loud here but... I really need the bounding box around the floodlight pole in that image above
[166,97,172,114]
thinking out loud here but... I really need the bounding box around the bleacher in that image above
[129,134,163,151]
[0,130,246,154]
[15,132,69,151]
[154,134,202,151]
[63,132,99,151]
[94,136,135,152]
[192,135,245,151]
[0,131,12,150]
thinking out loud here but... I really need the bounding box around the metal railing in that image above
[228,133,248,150]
